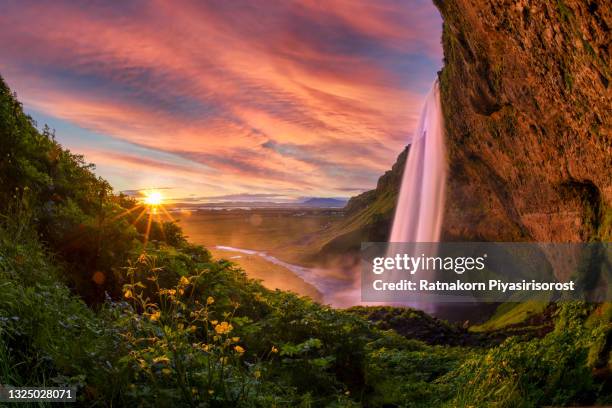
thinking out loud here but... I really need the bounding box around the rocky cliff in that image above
[435,0,611,242]
[316,0,610,260]
[331,0,612,361]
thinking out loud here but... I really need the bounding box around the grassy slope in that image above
[471,302,549,332]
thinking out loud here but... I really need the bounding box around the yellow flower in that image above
[178,288,185,296]
[124,289,133,299]
[179,276,189,286]
[211,320,218,325]
[206,296,215,305]
[231,337,240,343]
[214,321,233,334]
[254,370,261,379]
[153,356,170,364]
[162,368,172,375]
[271,346,279,354]
[167,289,176,296]
[208,390,214,395]
[234,345,245,354]
[149,311,161,321]
[190,325,197,332]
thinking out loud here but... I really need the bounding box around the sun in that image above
[143,191,163,206]
[110,189,175,251]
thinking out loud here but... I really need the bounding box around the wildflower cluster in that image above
[115,254,274,406]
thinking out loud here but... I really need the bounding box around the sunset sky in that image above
[0,0,442,203]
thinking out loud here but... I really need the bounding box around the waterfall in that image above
[390,79,446,243]
[385,80,446,314]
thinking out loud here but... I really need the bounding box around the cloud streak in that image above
[0,0,442,198]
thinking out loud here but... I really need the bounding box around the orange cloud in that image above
[0,0,442,198]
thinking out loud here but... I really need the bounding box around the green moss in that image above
[585,304,612,369]
[557,0,574,24]
[563,65,574,91]
[491,62,503,92]
[596,204,612,241]
[449,303,602,407]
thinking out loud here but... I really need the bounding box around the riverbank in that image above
[209,246,324,302]
[177,208,342,266]
[178,209,357,305]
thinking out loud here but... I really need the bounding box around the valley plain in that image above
[178,208,343,299]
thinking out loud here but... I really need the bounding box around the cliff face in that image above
[435,0,611,242]
[344,146,409,216]
[318,0,610,259]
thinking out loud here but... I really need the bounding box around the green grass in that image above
[447,306,600,407]
[471,301,548,332]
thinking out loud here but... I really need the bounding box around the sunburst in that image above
[143,190,163,206]
[107,189,176,251]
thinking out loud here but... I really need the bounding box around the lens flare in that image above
[144,191,163,206]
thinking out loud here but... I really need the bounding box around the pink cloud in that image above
[0,0,442,198]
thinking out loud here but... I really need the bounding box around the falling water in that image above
[390,79,446,243]
[385,80,446,315]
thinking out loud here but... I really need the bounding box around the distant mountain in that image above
[170,197,348,209]
[300,197,348,208]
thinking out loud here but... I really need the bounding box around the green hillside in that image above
[298,147,409,264]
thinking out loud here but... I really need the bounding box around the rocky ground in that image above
[347,304,557,347]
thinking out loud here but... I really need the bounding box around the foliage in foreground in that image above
[0,75,610,406]
[1,222,610,407]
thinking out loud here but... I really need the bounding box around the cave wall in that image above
[434,0,611,242]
